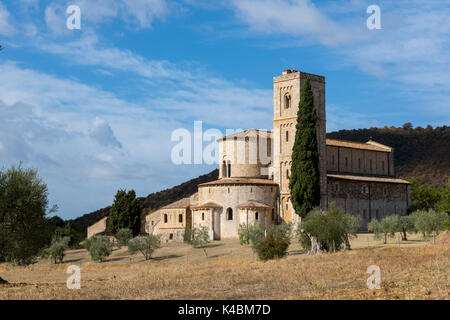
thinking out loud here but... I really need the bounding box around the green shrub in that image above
[256,232,290,261]
[85,236,113,262]
[115,228,133,248]
[41,236,70,264]
[128,235,161,260]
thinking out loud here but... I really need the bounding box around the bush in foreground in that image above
[238,222,264,256]
[256,229,290,261]
[85,236,113,262]
[128,235,161,260]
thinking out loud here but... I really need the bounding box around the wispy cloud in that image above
[0,1,15,36]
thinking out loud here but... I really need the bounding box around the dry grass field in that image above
[0,233,448,300]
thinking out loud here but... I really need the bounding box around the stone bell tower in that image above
[272,69,327,224]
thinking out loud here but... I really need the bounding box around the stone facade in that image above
[144,197,193,242]
[327,175,411,228]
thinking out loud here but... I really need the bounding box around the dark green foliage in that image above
[128,235,161,260]
[437,183,450,214]
[255,224,292,261]
[53,222,84,247]
[327,125,449,186]
[116,228,133,248]
[298,203,362,252]
[0,165,55,265]
[183,228,194,243]
[256,232,290,262]
[41,236,70,264]
[408,178,442,213]
[109,189,141,236]
[85,236,113,262]
[289,78,321,218]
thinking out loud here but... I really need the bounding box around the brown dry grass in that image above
[0,233,448,300]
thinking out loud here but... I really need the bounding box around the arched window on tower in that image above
[226,208,233,220]
[255,212,259,220]
[222,161,226,178]
[227,161,231,178]
[285,94,291,109]
[286,130,289,142]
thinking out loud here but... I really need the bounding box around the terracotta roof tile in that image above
[326,139,392,152]
[327,174,410,184]
[238,201,271,209]
[199,178,278,186]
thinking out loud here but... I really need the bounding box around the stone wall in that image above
[196,183,278,238]
[219,132,272,179]
[327,177,411,229]
[145,207,191,242]
[87,217,109,238]
[326,145,391,176]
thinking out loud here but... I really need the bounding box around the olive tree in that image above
[115,228,133,248]
[185,226,210,258]
[41,236,70,264]
[0,165,56,265]
[128,235,161,260]
[412,209,448,244]
[85,236,113,262]
[368,215,400,244]
[298,203,362,254]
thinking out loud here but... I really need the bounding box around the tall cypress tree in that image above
[289,78,321,218]
[109,189,141,236]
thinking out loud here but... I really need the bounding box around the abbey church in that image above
[88,69,411,241]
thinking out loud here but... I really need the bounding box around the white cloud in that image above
[230,0,354,46]
[122,0,168,28]
[228,0,450,120]
[0,2,15,36]
[0,59,271,218]
[89,117,122,148]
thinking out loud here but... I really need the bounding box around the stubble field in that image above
[0,233,448,300]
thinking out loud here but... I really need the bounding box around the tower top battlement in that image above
[274,69,325,83]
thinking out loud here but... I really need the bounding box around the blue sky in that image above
[0,0,449,219]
